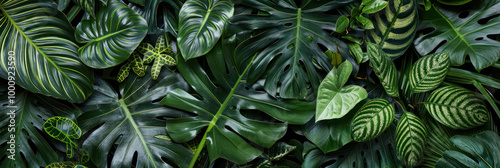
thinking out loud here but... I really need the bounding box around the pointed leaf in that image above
[336,15,349,32]
[72,0,95,18]
[362,0,388,14]
[351,98,395,142]
[46,162,86,168]
[409,53,450,93]
[367,42,399,97]
[117,61,131,83]
[130,52,146,77]
[395,112,427,167]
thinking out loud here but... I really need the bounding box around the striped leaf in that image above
[351,98,395,142]
[409,53,450,93]
[0,0,94,103]
[395,112,427,167]
[425,86,489,130]
[365,0,417,58]
[73,0,95,18]
[367,42,399,97]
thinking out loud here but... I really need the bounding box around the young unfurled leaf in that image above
[409,53,450,93]
[351,98,395,142]
[395,112,427,167]
[336,15,349,33]
[367,42,399,97]
[362,0,388,14]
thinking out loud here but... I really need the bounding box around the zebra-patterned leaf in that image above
[395,112,427,167]
[73,0,95,18]
[425,86,489,130]
[365,0,417,58]
[409,53,450,93]
[351,98,395,142]
[367,42,399,97]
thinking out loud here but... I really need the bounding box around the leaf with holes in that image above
[178,0,234,60]
[351,98,395,142]
[367,42,400,97]
[425,85,490,130]
[395,112,427,167]
[230,0,357,99]
[161,38,315,165]
[365,0,417,58]
[77,67,193,168]
[414,0,500,71]
[409,53,450,93]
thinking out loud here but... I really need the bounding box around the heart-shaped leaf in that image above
[367,42,399,97]
[395,112,427,167]
[409,53,450,93]
[351,98,395,142]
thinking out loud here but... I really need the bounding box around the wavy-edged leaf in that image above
[425,85,489,130]
[46,162,87,168]
[73,0,95,18]
[178,0,233,60]
[230,0,357,99]
[409,53,450,93]
[77,68,193,168]
[436,0,472,5]
[395,112,427,167]
[365,0,417,58]
[414,0,500,71]
[76,2,148,68]
[367,42,399,97]
[351,98,395,142]
[0,0,94,103]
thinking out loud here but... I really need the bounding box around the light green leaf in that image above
[336,15,349,32]
[72,0,95,18]
[138,35,177,80]
[423,0,431,10]
[395,112,427,167]
[409,53,450,93]
[436,0,472,5]
[43,117,87,161]
[130,52,146,77]
[349,43,364,64]
[425,85,489,130]
[351,98,395,142]
[362,0,388,14]
[367,42,399,97]
[117,61,131,83]
[46,162,87,168]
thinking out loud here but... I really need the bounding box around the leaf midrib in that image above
[431,6,475,53]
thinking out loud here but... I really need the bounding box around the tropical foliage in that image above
[0,0,499,167]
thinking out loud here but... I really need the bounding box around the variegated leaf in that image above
[395,112,427,167]
[367,42,399,97]
[151,54,176,80]
[46,161,87,168]
[425,86,489,130]
[351,98,395,142]
[409,53,450,93]
[130,52,145,77]
[117,61,131,83]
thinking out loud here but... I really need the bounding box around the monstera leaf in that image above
[161,38,315,165]
[77,68,193,168]
[365,0,417,58]
[230,0,357,99]
[0,0,94,103]
[128,0,182,35]
[414,0,500,71]
[76,2,148,68]
[0,90,81,168]
[178,0,234,60]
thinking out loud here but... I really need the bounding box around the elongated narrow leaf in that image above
[351,98,395,142]
[76,2,148,68]
[178,0,234,60]
[367,42,399,97]
[77,68,193,168]
[73,0,95,18]
[425,86,489,130]
[365,0,417,58]
[0,0,94,103]
[395,112,427,167]
[409,53,450,93]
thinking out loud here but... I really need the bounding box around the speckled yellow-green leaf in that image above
[151,54,176,80]
[117,61,131,82]
[46,161,87,168]
[130,52,145,77]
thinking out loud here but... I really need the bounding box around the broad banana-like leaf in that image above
[351,98,395,142]
[77,68,193,168]
[0,90,81,168]
[178,0,234,60]
[414,0,500,71]
[409,53,450,93]
[365,0,417,58]
[0,0,94,103]
[230,0,357,99]
[425,85,489,130]
[395,112,427,167]
[76,2,148,68]
[367,42,399,97]
[436,0,472,5]
[73,0,95,18]
[161,38,315,164]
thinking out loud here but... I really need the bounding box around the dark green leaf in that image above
[362,0,388,14]
[473,80,500,119]
[436,0,472,5]
[409,53,450,93]
[367,42,399,97]
[72,0,95,18]
[336,15,349,32]
[351,98,395,142]
[395,112,427,167]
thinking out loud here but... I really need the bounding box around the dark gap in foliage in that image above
[363,158,368,167]
[284,22,293,27]
[27,139,38,154]
[161,157,180,168]
[487,34,500,40]
[70,6,85,27]
[458,11,470,18]
[151,96,163,104]
[476,37,484,40]
[22,129,29,137]
[19,151,27,166]
[0,142,6,163]
[155,116,166,121]
[284,64,291,72]
[428,40,447,55]
[323,159,338,166]
[478,14,500,25]
[416,27,436,36]
[244,86,250,90]
[352,161,356,167]
[240,109,282,123]
[107,143,119,167]
[317,43,328,52]
[2,102,7,106]
[131,151,138,168]
[322,29,334,36]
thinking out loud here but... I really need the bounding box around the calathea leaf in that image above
[72,0,95,18]
[414,0,500,71]
[367,42,399,97]
[409,53,450,93]
[230,0,357,99]
[316,61,368,121]
[365,0,417,58]
[425,85,489,130]
[77,68,193,168]
[0,0,94,103]
[76,2,148,68]
[351,98,395,142]
[178,0,234,60]
[395,112,427,167]
[161,38,315,165]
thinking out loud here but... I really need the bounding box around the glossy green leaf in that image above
[336,15,349,32]
[351,98,395,142]
[425,85,490,130]
[0,0,94,103]
[316,61,368,121]
[230,0,357,99]
[77,68,193,168]
[243,142,297,167]
[409,53,450,93]
[46,162,87,168]
[178,0,234,60]
[73,0,95,18]
[473,80,500,119]
[423,0,431,10]
[415,1,500,71]
[367,42,400,97]
[43,116,81,158]
[129,0,182,35]
[362,0,388,14]
[76,2,148,68]
[325,50,343,67]
[395,112,427,167]
[356,15,374,29]
[366,0,417,58]
[305,112,356,153]
[436,0,472,5]
[56,0,70,11]
[349,43,365,64]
